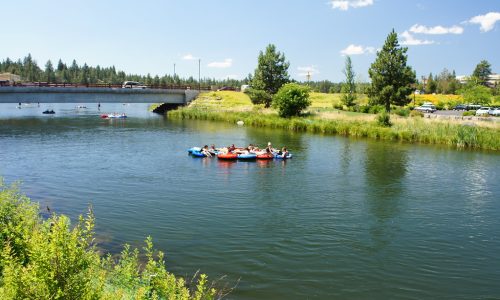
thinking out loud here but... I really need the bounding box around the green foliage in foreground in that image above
[0,180,217,300]
[272,83,311,117]
[168,108,499,150]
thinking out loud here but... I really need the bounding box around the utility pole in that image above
[173,63,176,78]
[306,71,311,85]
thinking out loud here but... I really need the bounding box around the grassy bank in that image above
[167,92,499,151]
[0,180,218,299]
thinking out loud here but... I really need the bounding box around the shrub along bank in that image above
[168,107,499,151]
[0,180,217,300]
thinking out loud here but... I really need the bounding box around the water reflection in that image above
[217,160,237,169]
[363,142,408,252]
[340,138,352,176]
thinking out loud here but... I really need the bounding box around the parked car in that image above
[466,104,481,111]
[453,104,467,110]
[488,107,500,116]
[415,103,437,113]
[475,107,492,116]
[122,81,147,89]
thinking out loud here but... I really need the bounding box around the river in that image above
[0,103,499,299]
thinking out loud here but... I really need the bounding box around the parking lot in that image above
[424,110,500,122]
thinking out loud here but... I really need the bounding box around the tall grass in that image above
[168,107,500,150]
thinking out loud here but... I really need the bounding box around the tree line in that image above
[0,54,247,88]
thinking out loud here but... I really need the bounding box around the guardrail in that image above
[0,81,213,90]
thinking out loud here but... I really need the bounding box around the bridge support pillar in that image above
[152,103,182,114]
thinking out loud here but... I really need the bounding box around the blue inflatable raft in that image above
[188,147,201,154]
[191,150,207,157]
[275,153,293,159]
[237,153,257,160]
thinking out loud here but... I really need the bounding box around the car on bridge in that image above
[122,81,147,89]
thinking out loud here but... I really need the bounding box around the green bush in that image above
[369,105,384,114]
[272,83,311,117]
[394,107,410,117]
[333,103,343,110]
[377,111,392,127]
[360,105,370,113]
[246,88,272,107]
[0,181,218,300]
[463,111,475,116]
[0,180,39,275]
[436,101,445,110]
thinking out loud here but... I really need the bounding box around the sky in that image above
[1,0,499,82]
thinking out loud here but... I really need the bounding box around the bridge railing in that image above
[1,82,212,91]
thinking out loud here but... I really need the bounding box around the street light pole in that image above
[198,59,201,91]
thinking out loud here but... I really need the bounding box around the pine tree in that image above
[472,60,492,86]
[250,44,290,107]
[426,73,437,94]
[368,29,416,112]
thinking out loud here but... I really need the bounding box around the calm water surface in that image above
[0,103,499,299]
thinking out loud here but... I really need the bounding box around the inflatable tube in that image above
[191,150,207,157]
[237,153,257,160]
[217,153,238,160]
[275,153,293,159]
[101,113,127,119]
[256,153,274,160]
[188,147,201,154]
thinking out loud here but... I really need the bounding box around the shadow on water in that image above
[363,141,408,253]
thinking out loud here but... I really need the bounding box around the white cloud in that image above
[207,58,233,68]
[469,12,500,32]
[297,66,320,77]
[330,0,373,10]
[182,54,198,60]
[409,24,464,35]
[340,44,375,56]
[400,31,435,46]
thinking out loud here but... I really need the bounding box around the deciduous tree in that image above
[341,56,356,107]
[459,82,492,105]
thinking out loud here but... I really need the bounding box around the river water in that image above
[0,103,499,299]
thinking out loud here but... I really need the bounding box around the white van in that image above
[240,84,250,92]
[122,81,147,89]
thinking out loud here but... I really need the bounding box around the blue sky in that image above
[1,0,499,82]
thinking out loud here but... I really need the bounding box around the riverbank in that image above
[167,91,499,151]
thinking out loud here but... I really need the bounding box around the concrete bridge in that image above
[0,86,200,106]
